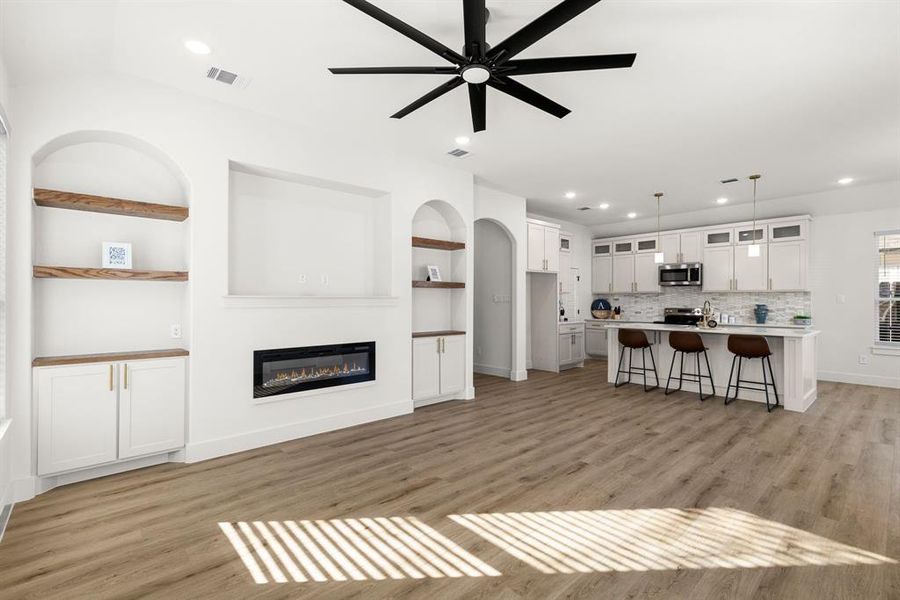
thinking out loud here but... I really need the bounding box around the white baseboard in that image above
[511,369,528,382]
[36,453,176,495]
[474,363,510,378]
[185,400,410,463]
[11,477,35,504]
[0,503,12,543]
[817,370,900,389]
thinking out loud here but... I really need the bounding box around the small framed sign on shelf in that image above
[426,265,442,282]
[102,242,133,269]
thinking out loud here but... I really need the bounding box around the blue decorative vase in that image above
[754,304,769,324]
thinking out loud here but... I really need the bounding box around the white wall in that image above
[5,72,476,501]
[474,185,527,381]
[812,207,900,387]
[474,220,513,378]
[0,44,11,512]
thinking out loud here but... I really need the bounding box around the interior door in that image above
[412,337,441,400]
[439,335,466,396]
[633,253,659,292]
[769,241,806,291]
[37,363,118,475]
[544,227,560,272]
[734,244,769,291]
[702,246,734,291]
[592,256,612,295]
[679,231,703,262]
[527,223,545,271]
[612,254,635,293]
[118,358,186,459]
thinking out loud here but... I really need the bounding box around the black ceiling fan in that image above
[329,0,636,133]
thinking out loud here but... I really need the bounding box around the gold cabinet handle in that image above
[109,364,113,391]
[769,277,773,290]
[437,337,441,353]
[124,364,128,389]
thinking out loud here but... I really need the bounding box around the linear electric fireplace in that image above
[253,342,375,399]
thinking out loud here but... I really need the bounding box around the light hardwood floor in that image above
[1,359,898,599]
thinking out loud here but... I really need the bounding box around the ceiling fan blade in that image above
[487,76,571,118]
[330,66,460,75]
[391,77,464,119]
[488,0,602,65]
[468,83,486,132]
[502,53,636,75]
[463,0,487,59]
[342,0,466,65]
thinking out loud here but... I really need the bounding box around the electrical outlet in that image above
[170,324,182,339]
[837,294,846,304]
[298,274,307,284]
[321,274,329,286]
[858,354,869,365]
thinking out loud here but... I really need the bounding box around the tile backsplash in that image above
[597,289,811,325]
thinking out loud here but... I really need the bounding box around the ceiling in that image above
[2,0,899,226]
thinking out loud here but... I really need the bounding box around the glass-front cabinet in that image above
[735,224,768,245]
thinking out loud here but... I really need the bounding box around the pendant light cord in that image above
[749,174,761,242]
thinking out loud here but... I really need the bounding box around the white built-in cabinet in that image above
[610,240,658,293]
[36,357,186,476]
[412,334,465,405]
[558,323,585,369]
[527,219,560,272]
[593,215,811,295]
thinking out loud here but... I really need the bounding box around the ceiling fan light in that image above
[461,65,491,84]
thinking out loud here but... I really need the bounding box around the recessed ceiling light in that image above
[716,197,728,205]
[627,212,637,219]
[454,135,470,146]
[598,203,610,210]
[184,40,211,55]
[838,177,854,185]
[565,191,576,199]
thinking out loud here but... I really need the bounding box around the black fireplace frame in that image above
[253,341,376,399]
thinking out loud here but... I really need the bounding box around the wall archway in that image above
[474,217,517,380]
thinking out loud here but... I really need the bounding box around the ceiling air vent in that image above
[576,206,591,211]
[720,177,739,184]
[206,66,251,89]
[447,148,470,158]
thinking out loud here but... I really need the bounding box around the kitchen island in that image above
[604,322,820,412]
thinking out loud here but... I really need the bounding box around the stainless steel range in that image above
[654,307,703,326]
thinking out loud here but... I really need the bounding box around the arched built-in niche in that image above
[32,131,190,358]
[411,200,467,335]
[473,218,515,379]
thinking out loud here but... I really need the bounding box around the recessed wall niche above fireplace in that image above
[253,342,375,399]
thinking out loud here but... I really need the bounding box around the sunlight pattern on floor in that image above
[219,517,501,584]
[449,507,895,574]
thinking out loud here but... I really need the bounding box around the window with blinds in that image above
[876,231,900,345]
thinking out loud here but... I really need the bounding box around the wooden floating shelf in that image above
[34,348,190,367]
[412,280,465,289]
[411,236,465,251]
[34,266,189,282]
[412,330,466,338]
[33,188,189,222]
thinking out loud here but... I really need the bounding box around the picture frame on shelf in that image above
[102,242,133,269]
[426,265,442,282]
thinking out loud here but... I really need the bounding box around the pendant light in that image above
[653,192,664,264]
[747,174,761,257]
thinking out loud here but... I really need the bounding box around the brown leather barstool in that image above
[725,334,780,412]
[614,329,659,392]
[665,331,715,401]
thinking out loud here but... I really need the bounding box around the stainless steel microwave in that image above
[659,263,702,286]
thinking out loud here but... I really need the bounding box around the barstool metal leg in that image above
[766,355,780,408]
[734,356,743,403]
[725,355,737,405]
[761,357,772,412]
[647,346,659,391]
[696,352,703,401]
[703,350,716,398]
[614,345,626,388]
[665,351,677,395]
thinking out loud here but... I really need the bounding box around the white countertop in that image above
[601,321,819,338]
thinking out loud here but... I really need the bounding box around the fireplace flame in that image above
[264,361,367,388]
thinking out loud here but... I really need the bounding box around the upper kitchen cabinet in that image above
[634,236,658,254]
[660,231,703,263]
[702,245,734,291]
[527,219,560,272]
[769,219,808,242]
[704,228,733,247]
[733,244,769,291]
[769,241,807,291]
[735,223,767,246]
[591,241,613,295]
